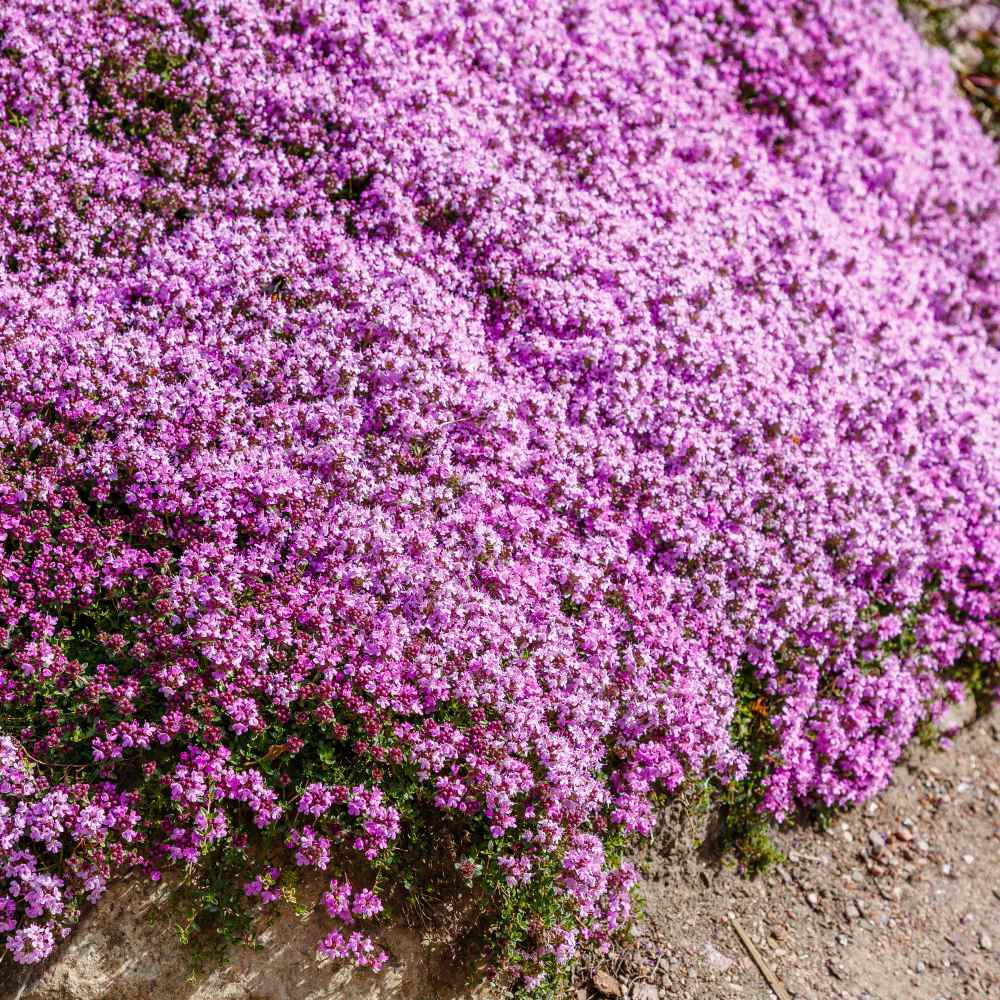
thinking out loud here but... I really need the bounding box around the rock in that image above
[593,970,623,997]
[868,831,885,855]
[701,942,733,974]
[806,891,820,909]
[787,987,817,1000]
[950,40,985,72]
[939,694,977,732]
[11,877,476,1000]
[630,984,659,1000]
[980,933,993,952]
[576,990,589,1000]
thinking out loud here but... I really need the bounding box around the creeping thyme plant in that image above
[1,0,999,991]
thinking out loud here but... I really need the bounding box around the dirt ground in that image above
[582,706,1000,1000]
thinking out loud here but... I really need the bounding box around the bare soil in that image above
[582,707,1000,1000]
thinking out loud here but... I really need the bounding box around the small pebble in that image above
[828,960,847,980]
[962,853,974,865]
[631,984,659,1000]
[980,933,993,952]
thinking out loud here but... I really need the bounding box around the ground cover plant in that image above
[0,0,998,992]
[901,0,1000,136]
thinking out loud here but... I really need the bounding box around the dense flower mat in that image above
[1,0,998,984]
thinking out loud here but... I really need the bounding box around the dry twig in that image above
[728,912,792,1000]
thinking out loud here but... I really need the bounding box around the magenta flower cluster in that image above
[1,0,998,975]
[318,877,387,971]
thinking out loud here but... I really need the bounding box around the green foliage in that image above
[144,47,187,82]
[944,650,999,714]
[714,663,786,875]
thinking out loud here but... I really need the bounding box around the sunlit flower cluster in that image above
[1,0,997,973]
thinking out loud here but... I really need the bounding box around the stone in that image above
[630,984,659,1000]
[701,942,733,974]
[950,40,985,72]
[939,694,977,732]
[980,933,993,952]
[593,970,623,998]
[5,877,481,1000]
